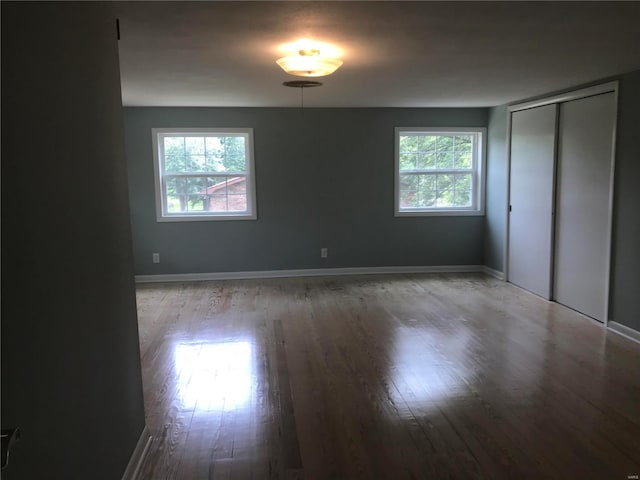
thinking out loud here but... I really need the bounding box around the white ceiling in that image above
[116,1,640,108]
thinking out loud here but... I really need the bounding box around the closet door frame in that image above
[504,81,619,326]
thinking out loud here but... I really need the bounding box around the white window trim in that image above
[394,126,486,217]
[152,127,257,222]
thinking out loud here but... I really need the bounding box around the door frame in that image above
[504,81,619,326]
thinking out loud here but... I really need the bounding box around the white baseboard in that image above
[135,265,486,284]
[608,321,640,345]
[122,426,152,480]
[482,266,505,280]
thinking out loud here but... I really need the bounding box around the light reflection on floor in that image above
[173,340,254,411]
[390,326,469,409]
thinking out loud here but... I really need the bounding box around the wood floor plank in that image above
[135,274,640,479]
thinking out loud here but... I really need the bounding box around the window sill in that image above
[156,213,257,222]
[395,209,484,217]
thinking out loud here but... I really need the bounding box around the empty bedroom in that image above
[2,2,639,479]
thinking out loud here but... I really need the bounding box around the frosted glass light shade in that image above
[276,51,343,77]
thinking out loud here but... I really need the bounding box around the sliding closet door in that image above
[508,105,557,298]
[554,93,615,322]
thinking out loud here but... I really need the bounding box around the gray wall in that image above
[1,3,146,479]
[484,105,508,272]
[125,108,488,275]
[610,70,640,331]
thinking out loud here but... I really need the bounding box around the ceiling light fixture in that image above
[276,40,343,77]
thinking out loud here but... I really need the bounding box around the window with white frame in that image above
[152,128,256,221]
[395,127,485,216]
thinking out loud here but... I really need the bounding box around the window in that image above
[152,128,256,221]
[395,127,485,216]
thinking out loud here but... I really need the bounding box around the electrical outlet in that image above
[152,253,160,264]
[320,247,328,258]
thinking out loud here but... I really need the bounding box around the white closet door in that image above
[554,92,615,322]
[508,104,557,298]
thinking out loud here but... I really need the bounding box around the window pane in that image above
[182,178,206,212]
[453,173,472,207]
[416,191,436,207]
[399,174,419,190]
[227,194,247,212]
[418,135,437,153]
[203,136,248,173]
[399,153,417,170]
[416,174,436,207]
[187,177,206,195]
[183,137,205,172]
[204,195,222,212]
[187,195,206,212]
[205,137,226,172]
[165,154,185,172]
[166,192,183,213]
[207,176,227,191]
[222,137,247,172]
[164,137,186,173]
[164,136,185,153]
[164,137,248,174]
[436,136,454,169]
[400,190,417,209]
[166,177,186,195]
[399,173,418,208]
[400,174,440,208]
[165,177,187,212]
[416,136,437,169]
[417,152,436,169]
[435,173,455,207]
[185,137,205,155]
[203,176,249,212]
[453,189,471,207]
[454,135,473,169]
[454,173,471,191]
[399,135,418,153]
[227,176,247,194]
[419,174,436,191]
[416,192,436,207]
[188,154,206,171]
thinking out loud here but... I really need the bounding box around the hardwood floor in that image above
[135,273,640,479]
